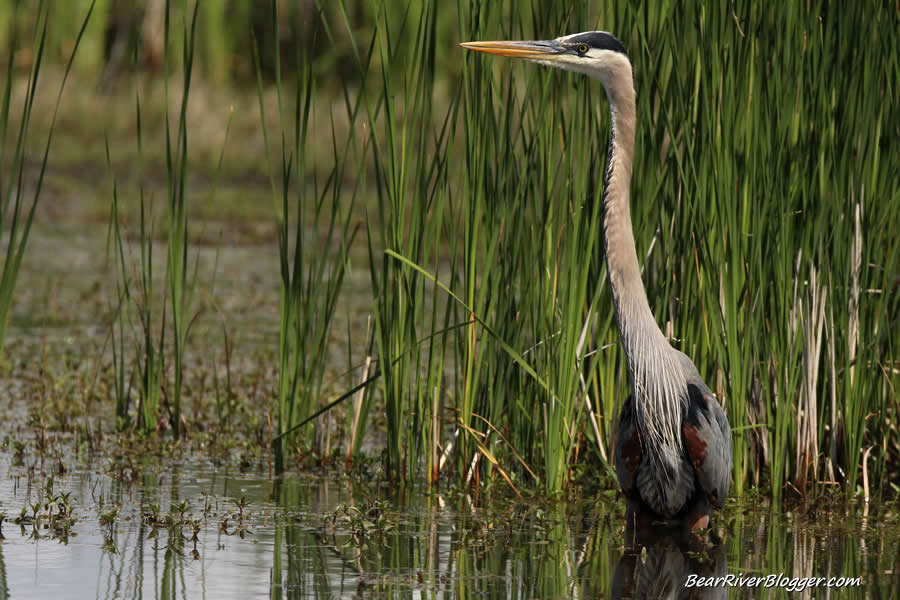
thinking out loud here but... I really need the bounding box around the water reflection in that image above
[0,452,897,599]
[612,523,728,599]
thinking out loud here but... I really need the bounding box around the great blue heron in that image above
[461,31,732,531]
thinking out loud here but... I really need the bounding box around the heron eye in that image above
[576,44,589,54]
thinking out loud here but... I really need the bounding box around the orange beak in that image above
[460,39,564,60]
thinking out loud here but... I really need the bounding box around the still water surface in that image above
[0,451,896,599]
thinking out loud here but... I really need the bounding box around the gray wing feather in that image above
[677,352,732,507]
[683,379,732,506]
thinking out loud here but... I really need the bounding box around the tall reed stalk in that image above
[106,90,163,435]
[0,1,93,361]
[260,1,361,472]
[361,0,459,484]
[162,0,200,439]
[134,94,164,434]
[106,139,132,428]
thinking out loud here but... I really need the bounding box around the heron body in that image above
[462,31,732,527]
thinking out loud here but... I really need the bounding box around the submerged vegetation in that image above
[1,0,898,514]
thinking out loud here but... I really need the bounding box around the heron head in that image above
[460,31,631,90]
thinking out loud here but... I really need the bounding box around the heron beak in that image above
[460,39,564,61]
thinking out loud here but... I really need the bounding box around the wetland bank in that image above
[1,0,899,598]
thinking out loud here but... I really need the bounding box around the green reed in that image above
[107,92,163,435]
[0,1,93,361]
[106,139,132,429]
[448,1,622,492]
[358,0,459,483]
[260,1,362,472]
[340,0,897,498]
[105,0,222,436]
[162,0,200,439]
[129,90,167,436]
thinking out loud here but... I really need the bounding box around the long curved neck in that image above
[599,69,687,457]
[602,78,648,338]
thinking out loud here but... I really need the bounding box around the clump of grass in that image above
[106,0,229,437]
[449,2,618,492]
[256,1,360,472]
[360,0,464,484]
[105,109,164,435]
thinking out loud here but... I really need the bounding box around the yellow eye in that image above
[576,43,589,54]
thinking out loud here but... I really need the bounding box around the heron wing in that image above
[615,395,642,499]
[681,381,732,507]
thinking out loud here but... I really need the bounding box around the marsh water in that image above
[1,449,898,599]
[0,211,897,600]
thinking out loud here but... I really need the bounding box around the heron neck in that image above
[602,83,665,361]
[602,78,686,446]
